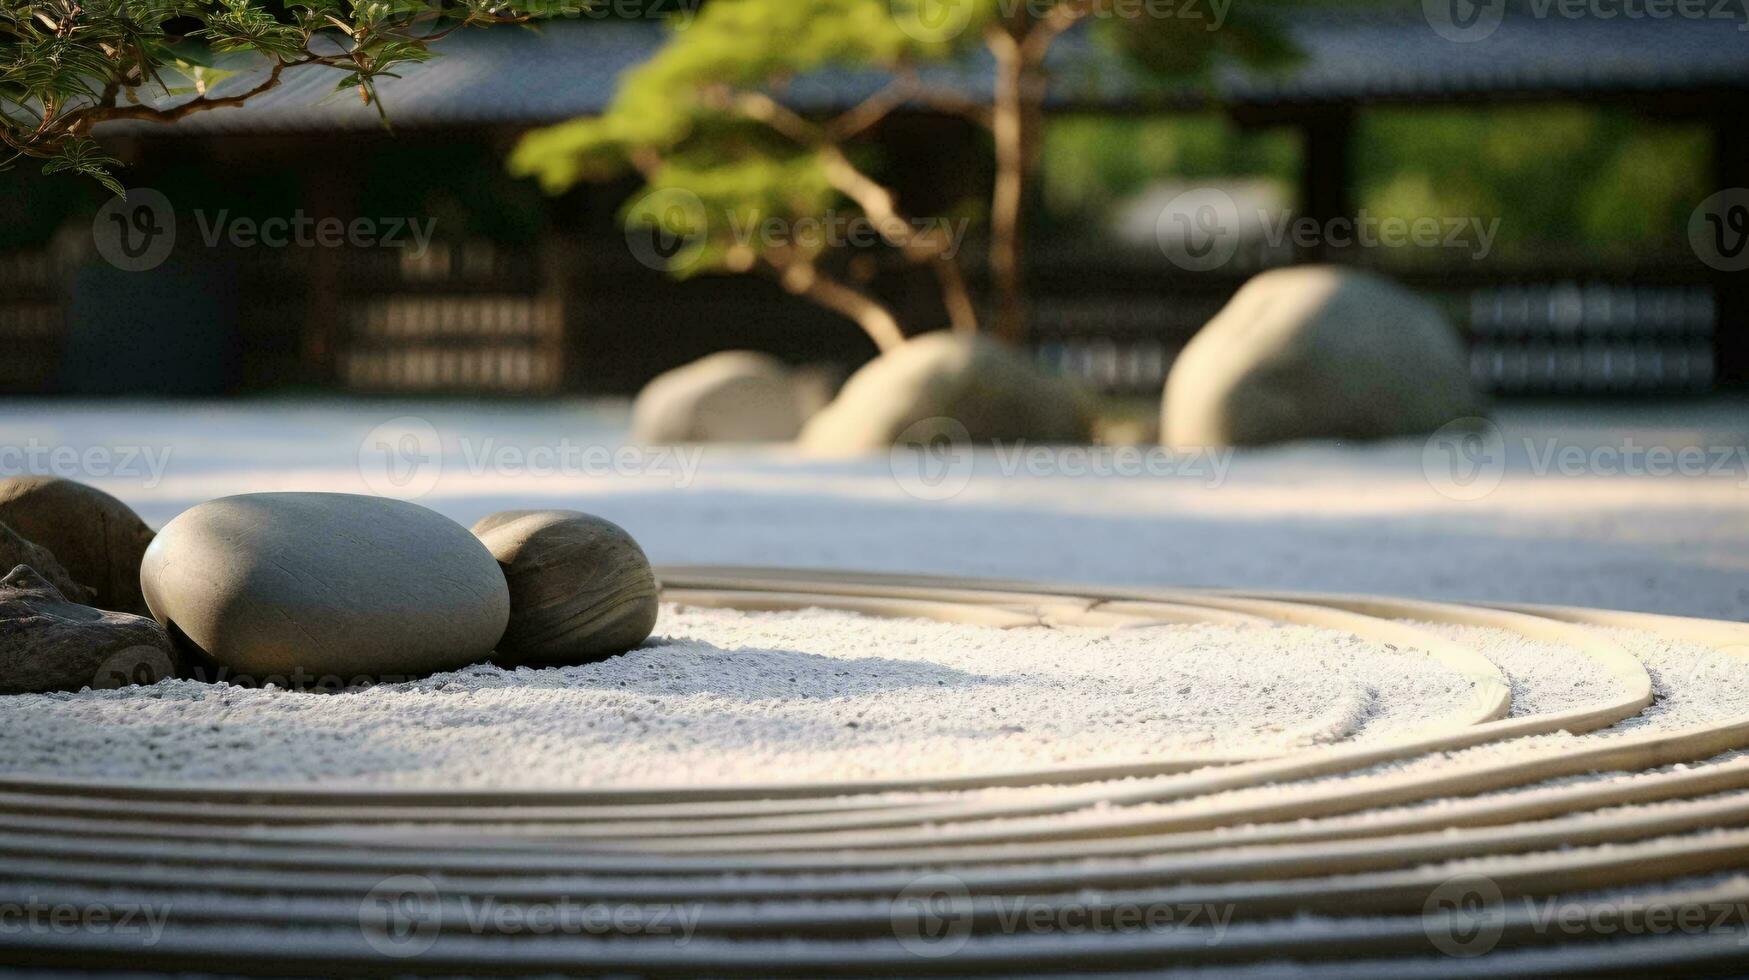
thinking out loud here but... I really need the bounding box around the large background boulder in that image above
[1163,266,1482,448]
[631,351,806,444]
[0,477,155,614]
[798,332,1091,454]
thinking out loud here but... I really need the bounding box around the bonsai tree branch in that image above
[5,0,570,188]
[764,254,907,353]
[729,90,980,336]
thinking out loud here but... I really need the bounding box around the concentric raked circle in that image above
[3,569,1748,976]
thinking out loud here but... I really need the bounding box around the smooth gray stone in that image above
[0,564,177,695]
[1164,266,1483,448]
[142,493,509,681]
[0,520,94,605]
[798,332,1092,454]
[472,510,658,667]
[632,351,805,444]
[0,477,155,614]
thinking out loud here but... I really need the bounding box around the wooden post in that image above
[1299,108,1355,266]
[301,163,351,388]
[1712,114,1748,388]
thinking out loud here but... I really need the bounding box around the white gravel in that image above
[0,606,1498,788]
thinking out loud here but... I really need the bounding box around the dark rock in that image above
[0,521,94,605]
[0,565,177,695]
[472,510,658,667]
[141,493,510,681]
[0,477,155,614]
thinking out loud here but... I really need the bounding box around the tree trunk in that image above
[988,28,1044,348]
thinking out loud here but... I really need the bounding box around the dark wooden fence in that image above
[0,236,1726,399]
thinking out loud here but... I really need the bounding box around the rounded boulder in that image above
[1163,266,1483,448]
[0,477,155,614]
[797,332,1091,454]
[141,493,509,681]
[472,510,658,667]
[631,351,805,444]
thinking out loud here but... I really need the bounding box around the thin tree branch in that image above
[65,57,306,129]
[725,89,980,336]
[763,255,907,353]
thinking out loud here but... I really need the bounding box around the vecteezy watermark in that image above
[92,188,177,273]
[726,211,974,260]
[358,875,703,959]
[1691,188,1749,272]
[1422,417,1749,501]
[625,187,710,273]
[622,187,974,273]
[1155,188,1500,271]
[891,0,1231,43]
[0,898,172,947]
[891,873,975,957]
[1422,873,1508,956]
[90,645,179,691]
[191,210,435,257]
[889,873,1237,959]
[889,417,1234,501]
[1425,0,1748,42]
[359,416,445,499]
[890,418,977,502]
[91,187,436,272]
[1422,873,1749,957]
[1423,418,1509,502]
[0,440,173,488]
[357,416,706,501]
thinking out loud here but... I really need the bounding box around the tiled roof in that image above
[99,12,1749,136]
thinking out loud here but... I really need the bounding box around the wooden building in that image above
[4,10,1747,397]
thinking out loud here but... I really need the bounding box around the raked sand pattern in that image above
[4,569,1749,975]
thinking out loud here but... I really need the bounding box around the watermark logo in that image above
[890,417,976,502]
[0,440,173,488]
[1691,188,1749,272]
[727,210,973,260]
[1424,423,1749,501]
[1423,873,1507,957]
[892,0,978,42]
[0,899,171,946]
[1428,0,1749,41]
[191,210,435,257]
[889,421,1235,500]
[892,873,975,958]
[1158,189,1500,268]
[357,417,707,497]
[1424,0,1506,41]
[93,188,176,272]
[91,645,177,691]
[358,416,444,500]
[626,187,709,273]
[1423,417,1508,502]
[1156,187,1244,272]
[360,875,442,959]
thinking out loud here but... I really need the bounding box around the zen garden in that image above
[2,0,1749,976]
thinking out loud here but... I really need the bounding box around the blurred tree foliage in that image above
[510,0,1296,347]
[1041,107,1710,260]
